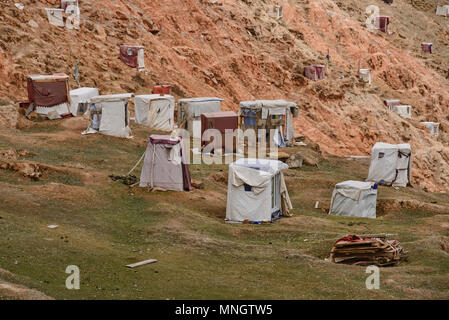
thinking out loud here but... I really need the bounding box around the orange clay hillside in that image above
[1,0,449,193]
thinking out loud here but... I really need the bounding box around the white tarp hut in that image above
[384,99,401,107]
[367,142,412,187]
[61,0,79,9]
[239,100,299,147]
[83,93,133,138]
[134,94,175,131]
[268,5,283,20]
[436,5,449,16]
[390,105,412,119]
[46,1,79,28]
[421,122,439,137]
[45,8,64,27]
[226,158,292,223]
[359,69,372,84]
[69,87,99,116]
[139,135,193,191]
[178,97,223,135]
[329,181,378,219]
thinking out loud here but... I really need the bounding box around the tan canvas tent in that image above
[359,69,372,84]
[367,142,411,187]
[389,105,412,119]
[83,93,133,138]
[436,5,449,16]
[329,181,378,219]
[139,135,193,191]
[239,100,299,147]
[268,5,283,20]
[421,122,439,137]
[134,94,175,131]
[226,158,292,223]
[69,87,99,116]
[178,97,224,135]
[384,99,401,107]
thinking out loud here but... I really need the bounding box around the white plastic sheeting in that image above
[84,93,133,138]
[232,158,289,174]
[69,87,99,116]
[436,5,449,16]
[359,69,372,84]
[45,8,64,27]
[35,102,70,119]
[421,122,439,137]
[137,48,145,70]
[329,181,377,219]
[178,97,223,135]
[140,137,185,191]
[384,99,401,107]
[268,5,283,19]
[389,105,412,119]
[225,158,292,223]
[239,100,299,143]
[134,94,175,131]
[366,142,411,187]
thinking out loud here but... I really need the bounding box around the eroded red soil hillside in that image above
[1,0,449,192]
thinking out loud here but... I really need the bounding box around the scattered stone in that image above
[308,142,321,153]
[210,172,227,184]
[28,20,38,29]
[439,237,449,253]
[0,149,33,161]
[0,161,42,180]
[0,105,19,128]
[47,111,60,120]
[302,154,319,167]
[286,152,303,168]
[109,174,138,186]
[268,151,289,161]
[191,179,204,189]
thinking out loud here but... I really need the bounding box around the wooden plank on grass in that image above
[126,259,158,268]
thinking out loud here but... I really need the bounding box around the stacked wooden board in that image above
[330,234,408,266]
